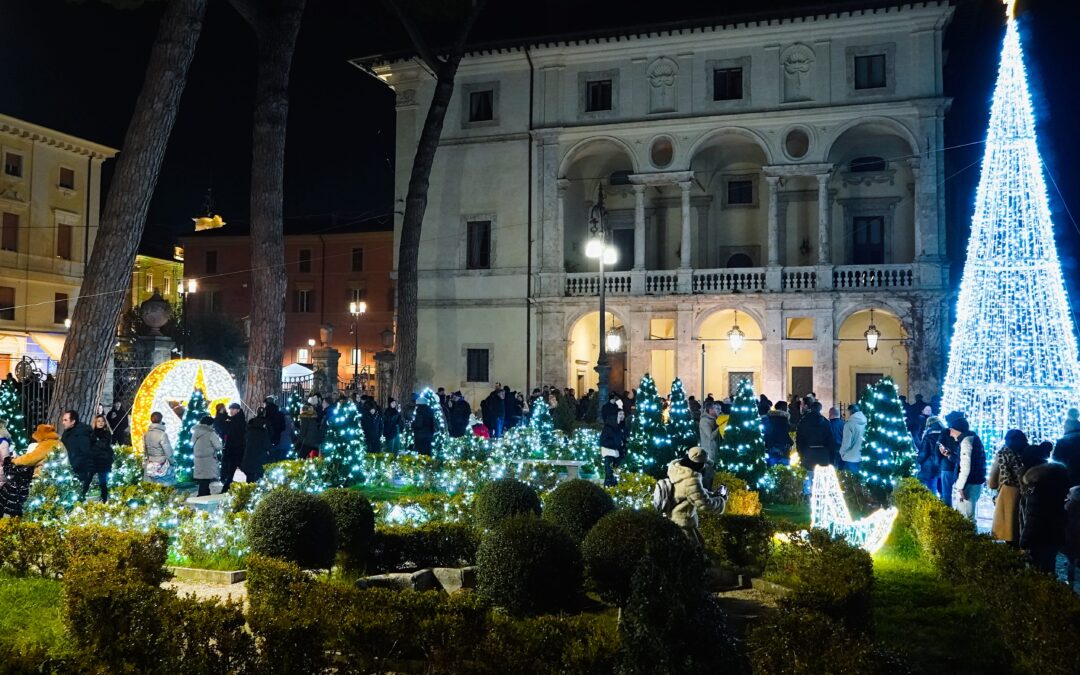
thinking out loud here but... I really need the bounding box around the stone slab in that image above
[168,566,246,585]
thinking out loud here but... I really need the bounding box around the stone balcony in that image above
[556,263,932,297]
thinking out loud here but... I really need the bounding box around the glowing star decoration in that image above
[941,12,1080,446]
[131,359,240,456]
[810,465,897,553]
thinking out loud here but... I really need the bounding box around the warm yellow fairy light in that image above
[131,359,240,455]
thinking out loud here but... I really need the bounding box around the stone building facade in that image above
[361,2,954,407]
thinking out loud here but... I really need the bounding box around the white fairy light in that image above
[810,465,897,554]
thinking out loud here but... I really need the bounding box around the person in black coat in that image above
[795,402,835,469]
[412,398,436,456]
[220,403,247,492]
[918,416,945,498]
[481,389,506,438]
[60,409,93,485]
[105,401,130,446]
[505,388,523,430]
[83,415,113,502]
[383,399,402,456]
[242,408,272,483]
[762,401,794,465]
[447,392,471,437]
[937,411,964,507]
[296,404,322,458]
[213,403,228,440]
[1054,417,1080,487]
[1021,443,1072,573]
[263,397,286,447]
[599,394,626,487]
[359,399,382,453]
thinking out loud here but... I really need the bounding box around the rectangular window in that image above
[164,276,172,296]
[1,213,18,252]
[0,287,14,321]
[349,288,367,305]
[585,79,612,112]
[712,67,744,101]
[351,247,364,272]
[649,318,676,340]
[53,293,69,325]
[298,249,312,273]
[853,215,886,264]
[208,290,222,314]
[466,220,491,270]
[727,180,754,205]
[351,348,362,366]
[297,348,311,363]
[294,289,313,313]
[205,250,218,274]
[3,153,22,178]
[57,224,73,260]
[854,54,887,90]
[58,167,75,189]
[466,348,489,383]
[469,90,494,122]
[145,273,154,293]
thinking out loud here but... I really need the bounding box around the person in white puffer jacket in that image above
[838,404,867,474]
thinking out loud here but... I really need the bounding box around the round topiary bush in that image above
[248,488,337,569]
[477,514,582,615]
[320,488,375,570]
[581,508,703,604]
[474,478,542,529]
[542,479,615,542]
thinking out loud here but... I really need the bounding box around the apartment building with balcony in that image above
[0,114,116,375]
[360,1,953,406]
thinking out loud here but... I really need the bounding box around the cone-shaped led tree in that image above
[625,373,672,474]
[667,378,697,452]
[173,388,208,482]
[420,388,449,457]
[321,399,366,486]
[529,396,557,451]
[717,378,768,488]
[0,380,29,451]
[861,376,914,491]
[942,14,1080,444]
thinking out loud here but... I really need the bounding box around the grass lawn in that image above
[0,573,71,659]
[354,483,431,501]
[762,502,811,528]
[872,526,1008,675]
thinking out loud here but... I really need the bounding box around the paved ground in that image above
[165,579,247,606]
[714,587,779,639]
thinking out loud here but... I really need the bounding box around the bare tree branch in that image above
[380,0,441,73]
[226,0,263,33]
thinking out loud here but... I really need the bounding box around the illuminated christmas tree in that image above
[717,378,768,489]
[861,377,914,492]
[285,389,302,441]
[173,388,208,483]
[420,388,450,457]
[625,373,672,475]
[529,396,558,451]
[321,399,366,486]
[941,10,1080,444]
[0,379,29,450]
[666,378,697,452]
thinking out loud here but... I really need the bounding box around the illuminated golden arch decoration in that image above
[131,359,241,455]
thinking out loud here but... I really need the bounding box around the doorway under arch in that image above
[698,309,764,399]
[567,311,627,397]
[836,308,908,405]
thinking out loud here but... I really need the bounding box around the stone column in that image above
[907,160,923,260]
[816,172,832,265]
[538,133,563,273]
[766,176,781,266]
[556,178,569,270]
[762,307,784,403]
[679,181,692,270]
[813,309,836,408]
[633,184,646,271]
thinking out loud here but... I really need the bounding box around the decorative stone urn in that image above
[139,291,172,336]
[319,323,335,348]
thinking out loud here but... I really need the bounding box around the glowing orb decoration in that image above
[131,359,240,455]
[810,466,897,553]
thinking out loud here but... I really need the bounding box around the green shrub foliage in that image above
[717,378,769,489]
[542,479,615,542]
[320,488,375,570]
[368,522,480,572]
[477,515,583,616]
[581,508,703,605]
[698,513,774,577]
[248,489,337,569]
[474,478,542,529]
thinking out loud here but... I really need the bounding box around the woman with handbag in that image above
[142,411,175,485]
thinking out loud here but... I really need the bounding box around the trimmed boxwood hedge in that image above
[581,508,702,605]
[320,488,375,571]
[368,522,480,572]
[474,478,542,529]
[248,489,336,569]
[542,479,615,542]
[477,515,583,616]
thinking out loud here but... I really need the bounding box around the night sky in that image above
[2,0,1079,303]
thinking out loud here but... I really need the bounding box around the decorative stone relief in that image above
[781,43,816,103]
[646,57,678,113]
[0,183,26,202]
[907,297,946,397]
[395,88,416,107]
[841,169,896,187]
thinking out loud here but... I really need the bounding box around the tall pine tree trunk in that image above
[389,0,485,406]
[48,0,207,423]
[231,0,305,408]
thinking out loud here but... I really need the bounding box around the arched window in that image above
[850,156,887,173]
[726,253,754,268]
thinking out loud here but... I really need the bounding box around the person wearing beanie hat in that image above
[947,416,986,519]
[411,395,436,456]
[447,391,471,438]
[936,411,965,507]
[0,424,62,516]
[1055,411,1080,487]
[666,446,726,546]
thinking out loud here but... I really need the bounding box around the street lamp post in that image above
[586,184,617,409]
[180,278,197,357]
[349,300,367,391]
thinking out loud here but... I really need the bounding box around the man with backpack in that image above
[655,447,727,546]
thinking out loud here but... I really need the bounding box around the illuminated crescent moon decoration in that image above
[131,359,241,455]
[810,465,898,553]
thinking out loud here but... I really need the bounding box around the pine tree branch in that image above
[226,0,261,29]
[380,0,441,74]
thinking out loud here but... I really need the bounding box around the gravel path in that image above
[165,580,247,606]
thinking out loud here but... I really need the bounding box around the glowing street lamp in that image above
[865,309,881,355]
[728,311,746,353]
[349,301,367,388]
